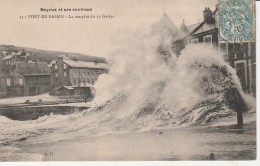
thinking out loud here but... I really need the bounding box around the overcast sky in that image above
[0,0,217,58]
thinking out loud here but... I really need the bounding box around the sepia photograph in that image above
[0,0,257,162]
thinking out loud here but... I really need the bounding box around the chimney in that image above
[203,7,214,24]
[215,4,219,10]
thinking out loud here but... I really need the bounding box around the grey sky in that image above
[0,0,217,58]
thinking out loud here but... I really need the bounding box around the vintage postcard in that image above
[0,0,256,162]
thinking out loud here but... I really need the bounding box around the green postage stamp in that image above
[219,0,255,42]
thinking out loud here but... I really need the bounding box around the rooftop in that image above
[63,59,109,70]
[16,62,51,76]
[2,50,28,60]
[181,6,218,37]
[54,84,94,91]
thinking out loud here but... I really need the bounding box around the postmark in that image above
[219,0,254,42]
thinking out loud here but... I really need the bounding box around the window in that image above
[203,35,212,44]
[234,60,247,88]
[19,78,23,86]
[219,42,228,54]
[63,64,66,69]
[190,38,199,44]
[6,78,10,86]
[83,72,85,77]
[64,72,67,77]
[6,61,8,65]
[55,64,58,70]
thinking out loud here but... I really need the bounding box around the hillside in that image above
[0,45,106,65]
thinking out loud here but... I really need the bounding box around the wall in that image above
[0,105,90,121]
[69,68,106,86]
[24,75,51,96]
[51,57,71,88]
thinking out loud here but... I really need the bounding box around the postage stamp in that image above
[219,0,255,42]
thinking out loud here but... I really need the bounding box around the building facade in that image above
[180,6,256,96]
[51,56,108,96]
[3,60,51,97]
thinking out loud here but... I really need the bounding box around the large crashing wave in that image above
[90,14,255,131]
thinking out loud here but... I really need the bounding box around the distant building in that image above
[1,50,30,71]
[4,61,51,96]
[180,6,256,96]
[50,56,108,96]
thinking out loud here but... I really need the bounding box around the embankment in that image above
[0,105,89,121]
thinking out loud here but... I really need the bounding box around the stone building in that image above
[180,6,256,96]
[4,61,51,96]
[0,50,51,97]
[51,56,108,96]
[1,50,30,71]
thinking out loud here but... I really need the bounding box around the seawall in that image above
[0,105,89,121]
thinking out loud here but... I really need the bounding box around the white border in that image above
[0,1,259,166]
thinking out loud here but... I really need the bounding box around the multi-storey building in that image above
[1,51,51,97]
[51,56,108,96]
[179,6,256,96]
[4,61,51,96]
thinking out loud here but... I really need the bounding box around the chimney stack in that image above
[203,7,214,24]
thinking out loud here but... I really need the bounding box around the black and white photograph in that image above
[0,0,257,162]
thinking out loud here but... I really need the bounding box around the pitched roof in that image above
[187,8,218,36]
[153,13,184,41]
[54,86,74,91]
[192,23,217,35]
[54,84,93,91]
[2,50,29,60]
[16,62,51,76]
[186,22,201,33]
[63,59,108,69]
[2,55,13,60]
